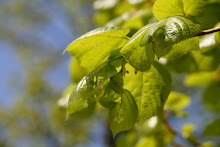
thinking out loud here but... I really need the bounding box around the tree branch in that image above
[196,26,220,36]
[164,120,203,147]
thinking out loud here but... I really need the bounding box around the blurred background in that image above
[0,0,220,147]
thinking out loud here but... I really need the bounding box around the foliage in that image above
[63,0,220,146]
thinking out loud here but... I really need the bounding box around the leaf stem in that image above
[196,26,220,36]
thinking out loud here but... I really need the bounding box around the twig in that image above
[196,26,220,36]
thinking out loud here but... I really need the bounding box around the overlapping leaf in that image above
[66,76,97,118]
[123,62,171,122]
[121,16,200,71]
[153,0,205,20]
[120,23,156,71]
[65,27,130,69]
[109,89,138,136]
[141,16,201,58]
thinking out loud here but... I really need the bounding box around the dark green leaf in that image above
[203,118,220,136]
[109,89,138,136]
[165,53,198,73]
[203,83,220,112]
[110,72,124,94]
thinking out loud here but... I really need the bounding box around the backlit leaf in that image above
[141,16,201,58]
[120,23,156,71]
[67,76,97,118]
[123,61,171,122]
[165,91,190,111]
[153,0,205,21]
[65,27,130,69]
[184,72,213,87]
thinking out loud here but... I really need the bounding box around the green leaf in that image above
[184,72,214,87]
[109,89,138,136]
[203,118,220,136]
[58,84,76,108]
[198,3,220,30]
[110,72,124,94]
[203,83,220,112]
[193,48,220,71]
[153,0,205,21]
[165,37,200,59]
[141,16,201,58]
[99,84,120,108]
[182,123,196,138]
[65,27,130,69]
[120,23,156,71]
[69,57,90,83]
[135,137,158,147]
[215,30,220,46]
[98,64,117,79]
[66,76,96,118]
[123,61,171,122]
[165,91,190,111]
[165,53,198,73]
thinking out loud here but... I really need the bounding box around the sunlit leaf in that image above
[184,72,213,87]
[65,27,130,69]
[123,61,171,122]
[153,0,205,20]
[69,57,90,83]
[120,23,156,71]
[182,123,196,138]
[165,91,190,111]
[203,118,220,136]
[135,137,158,147]
[141,16,200,58]
[67,76,97,118]
[109,89,138,136]
[166,37,199,59]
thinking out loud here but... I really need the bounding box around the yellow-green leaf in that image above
[65,27,130,69]
[165,91,190,111]
[141,16,200,58]
[184,72,214,87]
[120,23,156,71]
[123,61,171,122]
[153,0,205,20]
